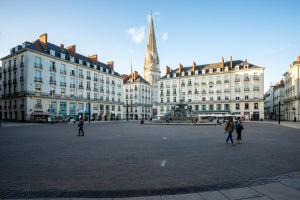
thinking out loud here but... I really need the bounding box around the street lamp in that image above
[278,101,281,124]
[292,107,296,122]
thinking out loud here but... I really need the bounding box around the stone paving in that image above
[0,122,299,199]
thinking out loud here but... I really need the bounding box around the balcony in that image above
[201,91,206,95]
[60,82,66,87]
[20,76,24,82]
[94,77,98,82]
[34,77,43,82]
[35,104,43,109]
[235,88,241,92]
[49,66,56,72]
[49,79,56,85]
[254,76,260,81]
[79,74,84,79]
[20,61,24,68]
[79,85,84,89]
[86,86,91,91]
[60,70,66,75]
[224,79,230,83]
[13,64,17,71]
[35,63,43,69]
[235,79,240,82]
[244,87,250,92]
[70,84,75,88]
[253,87,260,91]
[224,89,230,93]
[8,66,12,72]
[217,90,222,94]
[244,77,250,81]
[86,76,91,80]
[93,88,98,92]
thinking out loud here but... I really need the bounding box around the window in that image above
[236,103,240,110]
[217,104,221,110]
[217,96,221,101]
[61,88,65,96]
[224,104,229,110]
[209,104,214,110]
[236,96,240,100]
[35,56,41,65]
[225,96,229,101]
[245,95,249,100]
[35,84,41,94]
[50,87,55,96]
[202,105,206,111]
[50,49,55,56]
[245,103,249,110]
[254,103,258,109]
[60,64,66,74]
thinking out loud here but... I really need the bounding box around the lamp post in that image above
[88,100,91,123]
[126,100,128,121]
[292,107,296,122]
[278,101,281,124]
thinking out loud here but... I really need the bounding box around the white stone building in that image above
[122,71,152,120]
[283,56,300,121]
[157,58,265,120]
[0,34,123,121]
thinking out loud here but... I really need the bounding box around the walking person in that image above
[224,117,235,146]
[77,117,84,136]
[235,117,244,143]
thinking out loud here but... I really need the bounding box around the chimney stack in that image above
[230,56,233,68]
[165,66,171,75]
[66,45,76,55]
[221,57,224,68]
[60,44,64,49]
[39,33,48,43]
[179,63,184,73]
[88,54,98,63]
[121,74,129,83]
[192,61,197,73]
[107,61,114,71]
[297,55,300,62]
[132,71,138,81]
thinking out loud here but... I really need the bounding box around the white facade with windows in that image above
[283,56,300,121]
[0,34,123,121]
[122,72,152,120]
[157,58,265,120]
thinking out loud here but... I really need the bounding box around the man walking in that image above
[224,117,235,146]
[77,117,84,136]
[235,117,244,143]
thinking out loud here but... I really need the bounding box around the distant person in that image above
[77,117,84,136]
[140,117,144,124]
[235,117,244,143]
[224,117,235,146]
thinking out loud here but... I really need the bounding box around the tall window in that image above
[245,103,249,110]
[60,64,66,74]
[236,103,240,110]
[35,70,41,78]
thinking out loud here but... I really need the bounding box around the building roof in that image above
[161,59,263,79]
[123,72,150,85]
[1,36,120,77]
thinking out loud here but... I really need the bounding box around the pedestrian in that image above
[224,117,235,146]
[235,117,244,143]
[77,117,84,136]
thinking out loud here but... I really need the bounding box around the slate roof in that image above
[161,60,263,79]
[123,73,150,85]
[4,39,120,77]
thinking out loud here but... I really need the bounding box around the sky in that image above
[0,0,300,91]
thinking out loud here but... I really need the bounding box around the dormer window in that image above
[217,68,220,73]
[167,74,170,78]
[225,66,228,72]
[202,69,206,74]
[181,72,185,76]
[50,50,55,56]
[100,67,103,72]
[235,65,240,70]
[70,56,75,62]
[195,70,198,75]
[60,53,65,59]
[209,68,213,73]
[244,65,249,70]
[188,71,191,76]
[173,73,177,77]
[87,62,90,67]
[79,59,83,65]
[94,64,97,69]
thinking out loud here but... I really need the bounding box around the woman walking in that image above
[224,117,235,146]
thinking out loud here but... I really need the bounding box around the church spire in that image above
[144,14,160,86]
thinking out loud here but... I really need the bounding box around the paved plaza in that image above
[0,122,300,199]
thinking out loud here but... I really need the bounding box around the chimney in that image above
[221,57,224,68]
[39,33,48,43]
[60,44,64,49]
[132,71,138,81]
[66,45,76,55]
[192,61,197,73]
[88,54,98,63]
[165,66,171,75]
[297,55,300,62]
[245,58,248,63]
[121,74,129,83]
[179,63,184,73]
[230,56,233,68]
[107,61,114,71]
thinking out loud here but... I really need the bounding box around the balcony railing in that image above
[253,87,260,91]
[20,61,24,68]
[60,82,66,87]
[224,80,230,83]
[254,77,260,81]
[235,79,240,82]
[35,104,43,109]
[70,84,75,88]
[13,64,17,71]
[79,85,84,89]
[60,70,66,75]
[94,78,98,82]
[8,66,12,72]
[20,76,24,82]
[224,89,230,93]
[244,88,250,91]
[70,71,75,76]
[244,77,250,81]
[93,88,98,92]
[86,76,91,80]
[86,86,91,90]
[35,63,43,69]
[49,67,56,72]
[49,80,56,85]
[235,88,241,92]
[34,77,43,82]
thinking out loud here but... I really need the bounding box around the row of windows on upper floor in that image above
[160,95,260,103]
[159,74,261,88]
[159,102,260,112]
[160,87,260,95]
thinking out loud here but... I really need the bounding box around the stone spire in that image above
[144,14,160,85]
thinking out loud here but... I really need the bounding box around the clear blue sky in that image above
[1,0,300,91]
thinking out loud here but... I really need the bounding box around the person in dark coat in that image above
[77,118,84,136]
[235,117,244,143]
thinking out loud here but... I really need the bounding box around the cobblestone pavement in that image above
[0,122,299,198]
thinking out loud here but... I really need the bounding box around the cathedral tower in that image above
[144,15,160,86]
